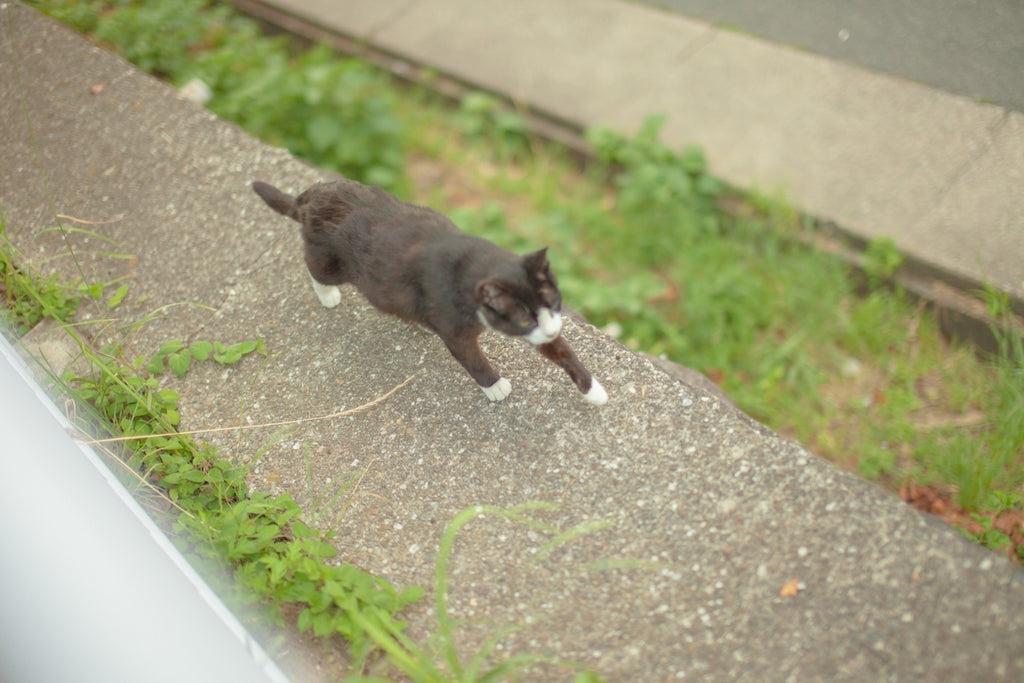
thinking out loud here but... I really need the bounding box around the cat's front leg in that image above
[309,274,342,308]
[443,331,511,402]
[536,337,608,405]
[481,377,512,402]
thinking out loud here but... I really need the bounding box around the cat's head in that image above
[476,248,563,345]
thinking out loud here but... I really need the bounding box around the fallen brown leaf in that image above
[900,481,1023,565]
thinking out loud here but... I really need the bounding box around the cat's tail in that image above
[252,181,299,220]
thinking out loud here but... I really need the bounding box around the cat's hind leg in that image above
[309,273,342,308]
[304,251,343,308]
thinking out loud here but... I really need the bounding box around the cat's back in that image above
[292,178,386,225]
[296,178,454,237]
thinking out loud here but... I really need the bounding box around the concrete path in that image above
[2,3,1023,682]
[252,0,1023,311]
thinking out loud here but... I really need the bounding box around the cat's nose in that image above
[538,308,562,340]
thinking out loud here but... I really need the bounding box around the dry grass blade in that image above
[79,375,415,446]
[55,213,127,226]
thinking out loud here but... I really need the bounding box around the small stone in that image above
[179,77,213,106]
[840,357,862,378]
[603,322,623,339]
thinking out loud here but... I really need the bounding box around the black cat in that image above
[252,178,607,405]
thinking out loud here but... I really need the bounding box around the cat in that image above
[252,178,607,405]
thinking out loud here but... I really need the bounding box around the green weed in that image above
[586,114,724,267]
[959,514,1013,554]
[863,236,905,289]
[0,219,80,335]
[452,91,531,160]
[355,503,609,682]
[92,0,233,77]
[205,44,406,190]
[143,337,265,378]
[64,336,424,664]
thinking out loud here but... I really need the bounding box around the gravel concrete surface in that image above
[3,4,1023,681]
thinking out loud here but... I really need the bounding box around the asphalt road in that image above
[642,0,1024,112]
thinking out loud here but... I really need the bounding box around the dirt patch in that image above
[901,482,1023,565]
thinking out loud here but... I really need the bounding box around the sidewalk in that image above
[2,3,1023,681]
[252,0,1023,311]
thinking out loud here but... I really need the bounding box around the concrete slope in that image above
[2,4,1022,681]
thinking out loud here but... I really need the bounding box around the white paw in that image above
[312,281,342,308]
[583,378,608,405]
[481,377,512,402]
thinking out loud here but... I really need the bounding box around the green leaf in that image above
[213,349,241,364]
[695,173,724,197]
[157,389,180,404]
[168,350,192,378]
[311,612,335,637]
[232,340,259,355]
[106,283,128,308]
[157,339,184,356]
[679,144,708,175]
[400,585,425,604]
[78,281,104,300]
[294,606,309,634]
[314,541,338,560]
[189,340,213,361]
[213,340,259,364]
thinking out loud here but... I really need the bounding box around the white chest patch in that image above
[526,307,563,345]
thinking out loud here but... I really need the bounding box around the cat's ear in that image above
[477,280,508,308]
[522,247,550,274]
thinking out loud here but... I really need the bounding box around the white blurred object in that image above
[603,321,623,339]
[179,77,213,106]
[0,334,289,683]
